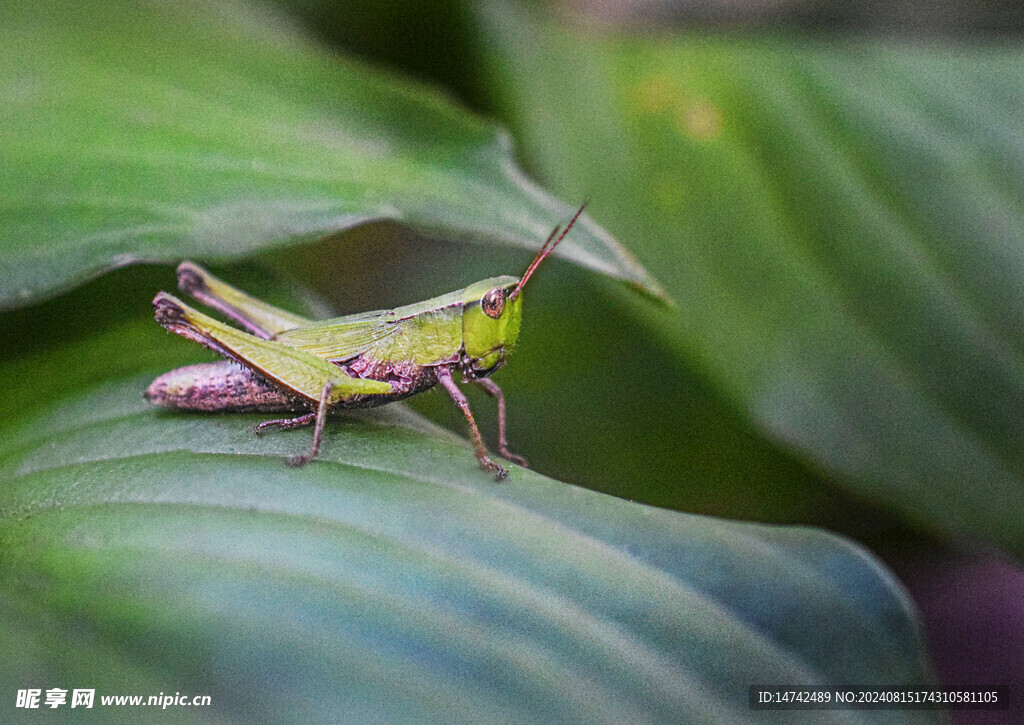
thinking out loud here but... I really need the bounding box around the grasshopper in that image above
[145,201,588,479]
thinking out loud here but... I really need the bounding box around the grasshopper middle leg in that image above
[284,382,333,468]
[255,413,316,434]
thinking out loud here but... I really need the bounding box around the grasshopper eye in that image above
[481,287,505,319]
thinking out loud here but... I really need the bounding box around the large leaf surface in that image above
[0,0,661,309]
[0,267,935,722]
[474,2,1024,556]
[0,376,938,723]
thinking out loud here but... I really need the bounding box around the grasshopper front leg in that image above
[472,378,527,468]
[436,367,507,480]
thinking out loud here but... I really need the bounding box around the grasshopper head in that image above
[462,276,522,376]
[461,200,588,377]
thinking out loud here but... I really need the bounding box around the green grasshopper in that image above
[146,202,588,479]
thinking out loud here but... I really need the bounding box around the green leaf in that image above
[0,267,935,722]
[0,0,662,310]
[474,2,1024,556]
[0,375,938,723]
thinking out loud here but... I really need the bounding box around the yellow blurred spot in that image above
[635,75,724,142]
[677,100,723,141]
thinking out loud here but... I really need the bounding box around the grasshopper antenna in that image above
[510,198,589,302]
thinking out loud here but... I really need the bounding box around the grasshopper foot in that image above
[499,447,528,468]
[477,455,508,481]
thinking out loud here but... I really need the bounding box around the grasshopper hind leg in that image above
[176,262,311,338]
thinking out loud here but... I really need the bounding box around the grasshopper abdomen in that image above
[145,361,299,413]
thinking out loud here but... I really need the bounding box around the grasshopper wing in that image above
[154,292,393,403]
[273,289,466,363]
[272,312,398,362]
[177,262,312,339]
